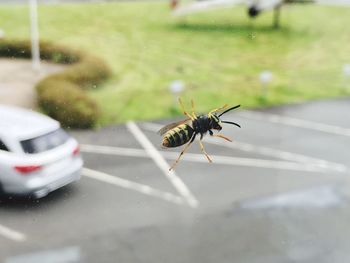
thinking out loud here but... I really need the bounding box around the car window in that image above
[0,140,9,152]
[20,128,69,154]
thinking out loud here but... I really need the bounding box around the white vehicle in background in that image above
[0,105,83,198]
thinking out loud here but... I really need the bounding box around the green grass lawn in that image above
[1,2,350,124]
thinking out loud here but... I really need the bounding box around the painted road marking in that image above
[81,144,147,158]
[206,139,331,165]
[5,246,80,263]
[161,152,338,173]
[82,168,185,206]
[239,110,350,137]
[126,121,199,208]
[141,122,346,173]
[0,224,26,242]
[204,139,346,172]
[81,144,344,173]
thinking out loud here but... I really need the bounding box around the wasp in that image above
[158,99,241,170]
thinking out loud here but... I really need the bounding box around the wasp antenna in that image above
[222,121,241,128]
[218,105,240,117]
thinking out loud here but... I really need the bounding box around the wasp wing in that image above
[157,119,191,136]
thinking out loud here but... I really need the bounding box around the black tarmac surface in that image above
[1,98,350,263]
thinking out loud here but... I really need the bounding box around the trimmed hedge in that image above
[36,79,99,128]
[0,40,111,128]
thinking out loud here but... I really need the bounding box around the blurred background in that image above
[0,0,350,262]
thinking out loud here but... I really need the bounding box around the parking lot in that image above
[1,98,350,263]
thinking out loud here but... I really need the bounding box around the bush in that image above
[0,39,111,128]
[52,56,111,89]
[0,40,79,63]
[36,79,99,128]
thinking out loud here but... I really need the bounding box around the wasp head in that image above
[209,104,241,130]
[210,114,222,131]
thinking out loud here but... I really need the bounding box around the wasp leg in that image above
[191,99,197,119]
[212,134,232,142]
[209,130,233,142]
[169,134,196,171]
[199,140,212,163]
[208,104,229,117]
[178,98,194,121]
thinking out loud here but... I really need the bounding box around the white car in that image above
[0,105,83,198]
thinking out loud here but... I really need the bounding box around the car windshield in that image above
[20,128,69,154]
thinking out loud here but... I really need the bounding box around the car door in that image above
[0,139,16,189]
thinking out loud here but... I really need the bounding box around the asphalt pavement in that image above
[1,98,350,263]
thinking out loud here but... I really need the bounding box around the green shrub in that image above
[0,39,111,128]
[0,40,32,59]
[52,56,111,89]
[0,40,79,63]
[36,78,99,129]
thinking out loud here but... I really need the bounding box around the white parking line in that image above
[206,139,328,165]
[126,121,199,208]
[0,224,26,242]
[163,152,335,173]
[82,168,186,206]
[239,111,350,137]
[5,246,80,263]
[81,144,147,158]
[141,122,347,173]
[81,144,343,173]
[204,139,346,172]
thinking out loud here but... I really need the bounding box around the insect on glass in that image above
[158,99,241,170]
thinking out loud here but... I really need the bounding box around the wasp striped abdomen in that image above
[162,124,194,148]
